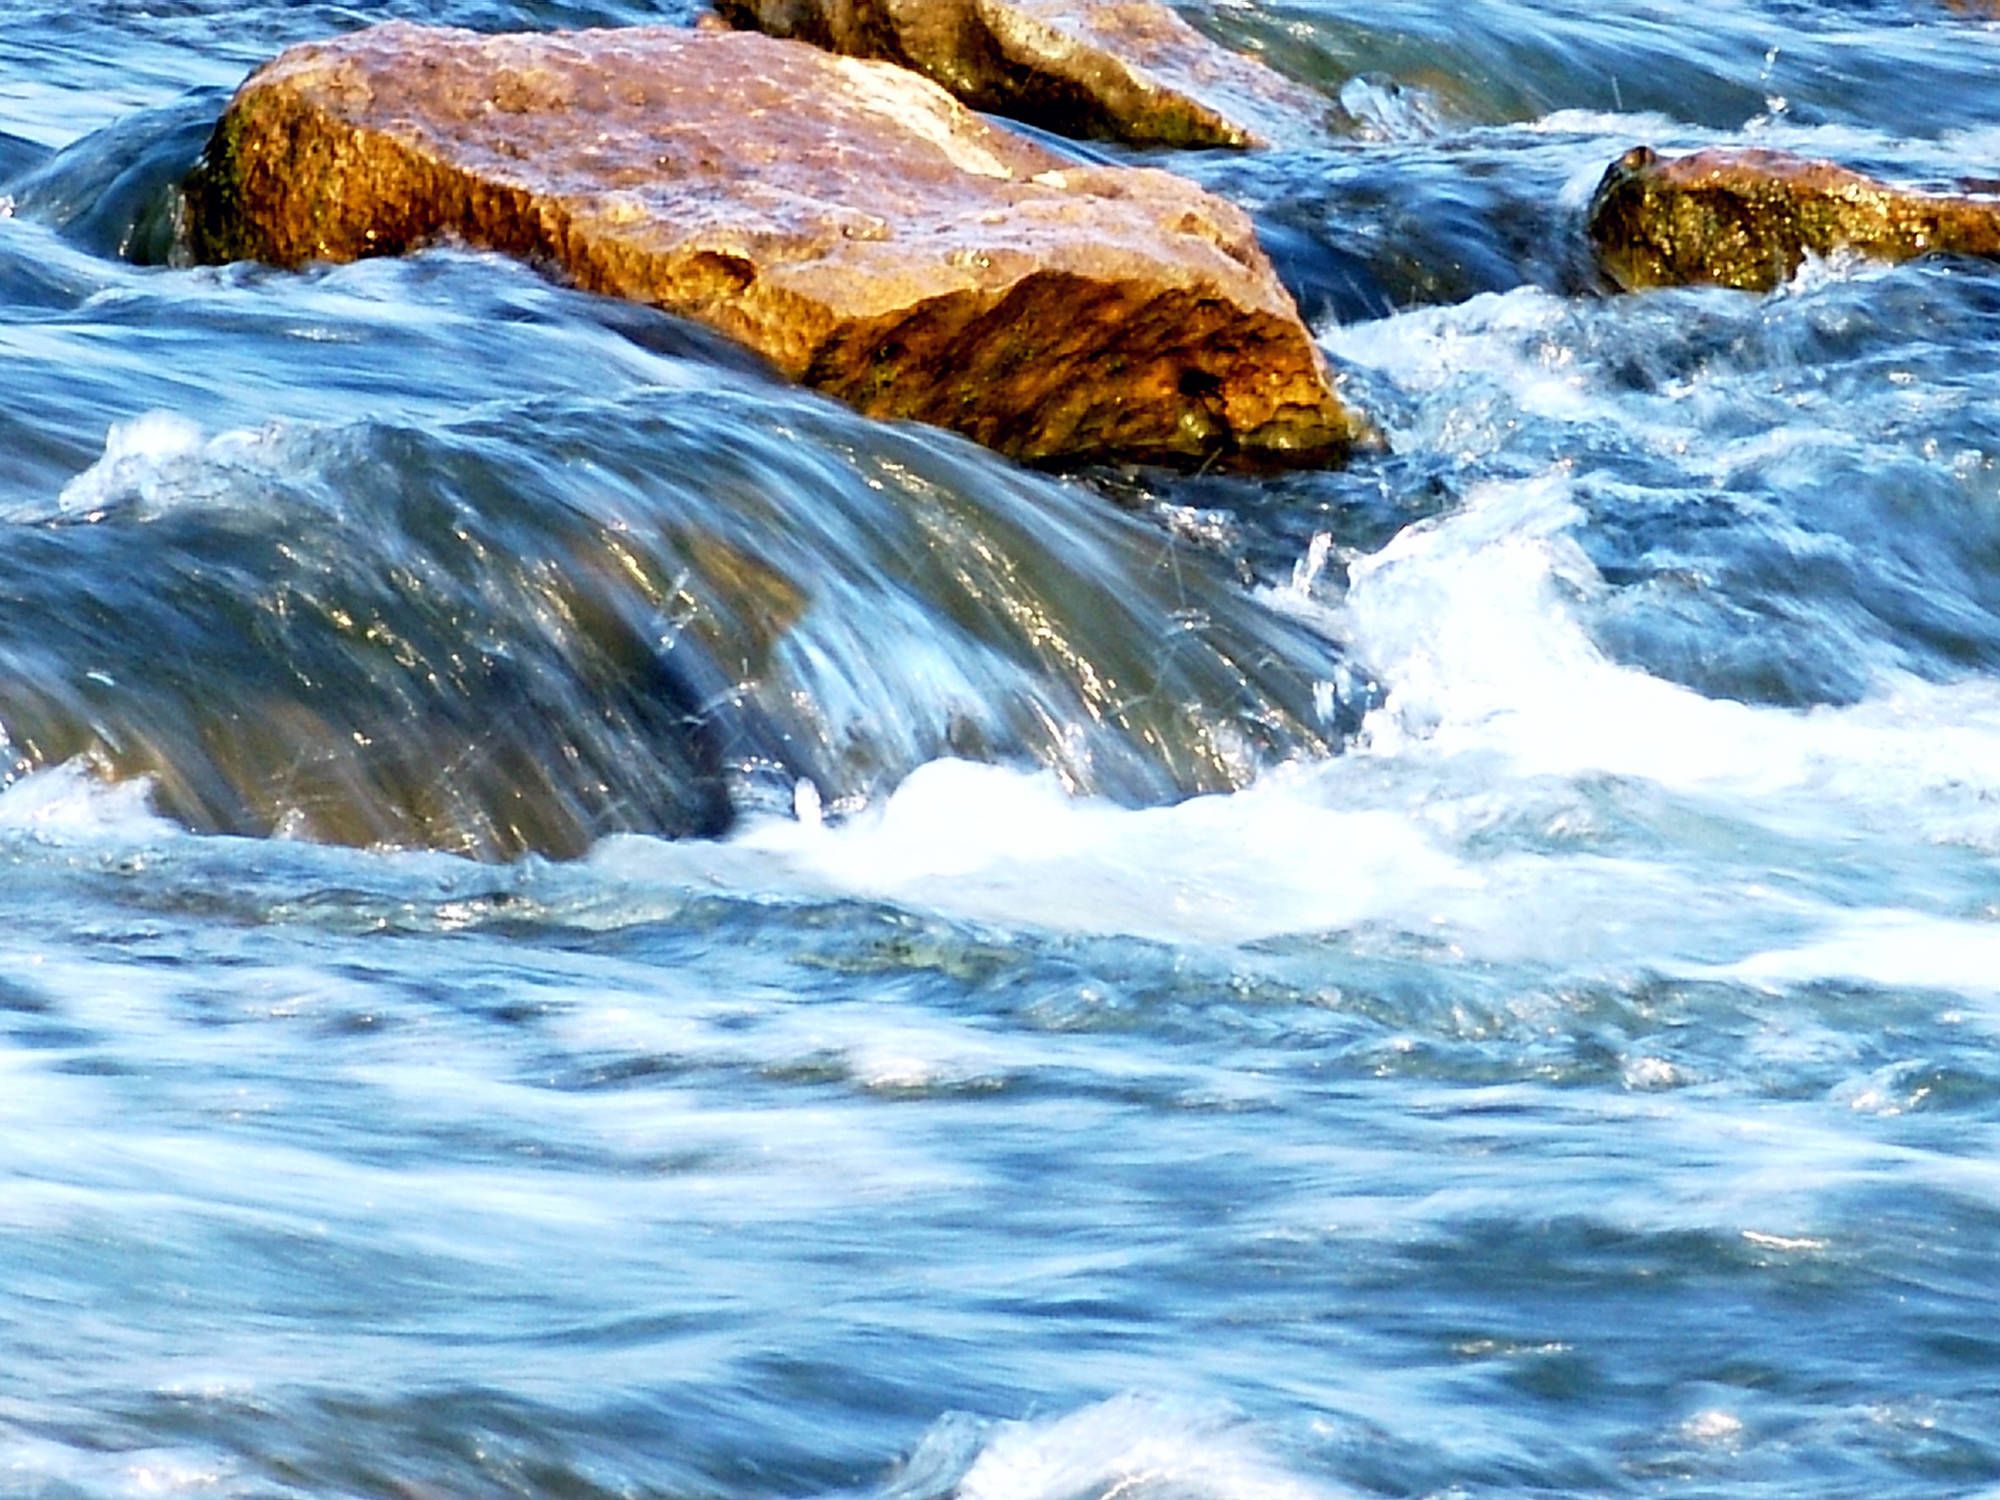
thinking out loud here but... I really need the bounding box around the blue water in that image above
[7,2,2000,1495]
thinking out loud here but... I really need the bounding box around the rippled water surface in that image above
[7,1,2000,1495]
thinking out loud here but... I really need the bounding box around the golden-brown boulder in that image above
[711,0,1324,148]
[185,23,1362,468]
[1588,145,2000,293]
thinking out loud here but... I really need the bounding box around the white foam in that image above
[1697,910,2000,999]
[1321,286,2000,810]
[890,1395,1349,1500]
[1334,465,2000,836]
[41,310,2000,1006]
[1331,469,1793,789]
[1528,107,1682,139]
[49,411,289,522]
[0,760,174,841]
[0,1436,234,1498]
[577,422,2000,996]
[595,758,1474,947]
[1327,290,1612,449]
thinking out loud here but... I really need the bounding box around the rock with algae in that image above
[710,0,1326,148]
[185,22,1363,468]
[1588,145,2000,293]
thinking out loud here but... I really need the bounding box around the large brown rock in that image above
[710,0,1324,148]
[185,23,1361,468]
[1588,145,2000,293]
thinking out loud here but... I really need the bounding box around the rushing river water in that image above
[8,1,2000,1496]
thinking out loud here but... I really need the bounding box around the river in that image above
[5,1,2000,1495]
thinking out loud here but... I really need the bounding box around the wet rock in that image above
[710,0,1325,148]
[185,23,1361,468]
[1588,145,2000,293]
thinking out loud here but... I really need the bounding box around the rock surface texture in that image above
[1589,145,2000,293]
[186,23,1360,467]
[711,0,1323,148]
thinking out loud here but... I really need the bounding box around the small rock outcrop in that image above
[185,23,1362,468]
[711,0,1324,148]
[1588,145,2000,293]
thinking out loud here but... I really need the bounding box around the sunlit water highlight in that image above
[7,1,2000,1496]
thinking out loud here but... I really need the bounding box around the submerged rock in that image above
[0,385,1367,861]
[184,23,1361,469]
[1589,145,2000,293]
[711,0,1324,149]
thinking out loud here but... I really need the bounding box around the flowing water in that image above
[7,1,2000,1495]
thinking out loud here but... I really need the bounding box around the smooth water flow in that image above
[7,2,2000,1496]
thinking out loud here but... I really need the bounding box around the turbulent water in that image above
[8,1,2000,1495]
